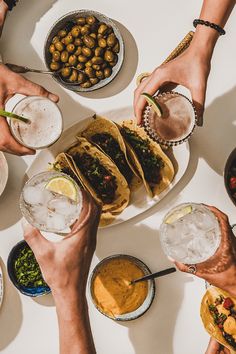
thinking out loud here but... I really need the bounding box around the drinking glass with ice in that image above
[160,203,221,264]
[20,171,83,233]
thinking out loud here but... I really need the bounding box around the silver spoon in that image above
[5,63,83,75]
[130,267,176,285]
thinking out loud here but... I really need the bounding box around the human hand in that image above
[0,63,59,155]
[173,206,236,297]
[205,338,231,354]
[134,45,211,126]
[22,191,101,297]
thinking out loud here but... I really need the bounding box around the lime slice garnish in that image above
[46,176,78,202]
[165,205,192,224]
[142,93,163,117]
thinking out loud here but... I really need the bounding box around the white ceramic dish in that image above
[0,152,8,197]
[0,263,4,310]
[26,108,190,228]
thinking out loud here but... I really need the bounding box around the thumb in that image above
[191,85,206,127]
[22,218,48,252]
[17,77,59,103]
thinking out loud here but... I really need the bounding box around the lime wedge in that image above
[165,206,192,224]
[46,176,78,202]
[142,93,163,117]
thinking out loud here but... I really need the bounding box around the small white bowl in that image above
[0,152,8,197]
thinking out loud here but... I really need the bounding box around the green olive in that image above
[74,38,82,46]
[101,62,108,69]
[112,41,120,53]
[85,60,92,68]
[80,25,90,36]
[95,47,104,57]
[82,47,92,57]
[97,33,103,39]
[66,43,75,53]
[76,17,86,25]
[52,36,60,44]
[58,29,67,38]
[90,77,99,85]
[68,69,78,82]
[96,70,105,80]
[107,25,113,35]
[61,67,71,78]
[49,44,56,54]
[60,51,69,63]
[91,56,103,65]
[109,54,118,67]
[80,81,92,88]
[107,33,117,48]
[68,55,78,66]
[90,33,97,39]
[104,67,112,78]
[86,15,96,25]
[76,62,85,70]
[77,72,87,84]
[50,62,60,71]
[54,41,64,52]
[71,25,80,38]
[74,46,82,56]
[84,67,96,78]
[63,35,73,45]
[92,64,101,71]
[83,35,96,49]
[52,51,61,62]
[78,55,88,63]
[98,23,108,35]
[98,38,107,48]
[104,50,115,62]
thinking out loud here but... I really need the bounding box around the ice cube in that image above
[23,186,44,205]
[48,196,78,217]
[46,213,67,231]
[31,205,48,226]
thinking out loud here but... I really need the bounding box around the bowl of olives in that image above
[44,10,124,92]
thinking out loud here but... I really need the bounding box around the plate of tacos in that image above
[26,107,190,227]
[201,286,236,353]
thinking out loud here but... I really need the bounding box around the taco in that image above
[66,137,130,214]
[79,115,141,190]
[201,286,236,353]
[52,153,84,188]
[117,120,175,197]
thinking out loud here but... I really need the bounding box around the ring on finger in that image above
[187,264,197,274]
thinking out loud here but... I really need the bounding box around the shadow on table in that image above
[96,223,192,354]
[0,258,23,350]
[79,20,139,99]
[0,155,27,231]
[192,86,236,176]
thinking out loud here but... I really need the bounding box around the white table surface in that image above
[0,1,236,353]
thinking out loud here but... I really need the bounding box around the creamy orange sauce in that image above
[92,258,148,318]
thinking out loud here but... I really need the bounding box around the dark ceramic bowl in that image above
[7,240,51,297]
[44,10,124,92]
[89,254,155,321]
[224,147,236,207]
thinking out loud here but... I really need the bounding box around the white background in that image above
[0,1,236,353]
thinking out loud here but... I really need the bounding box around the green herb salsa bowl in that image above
[7,240,51,297]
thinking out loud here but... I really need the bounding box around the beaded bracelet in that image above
[193,19,226,36]
[3,0,18,11]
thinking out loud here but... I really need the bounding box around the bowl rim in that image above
[0,152,8,197]
[224,147,236,207]
[89,254,156,321]
[7,240,51,297]
[44,9,125,92]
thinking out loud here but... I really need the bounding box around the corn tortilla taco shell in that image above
[201,287,236,353]
[79,115,142,191]
[66,138,130,215]
[118,120,175,197]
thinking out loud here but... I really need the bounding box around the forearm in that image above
[0,0,8,36]
[190,0,235,61]
[54,288,96,354]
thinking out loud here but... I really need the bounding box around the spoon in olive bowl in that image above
[5,63,83,75]
[130,267,176,285]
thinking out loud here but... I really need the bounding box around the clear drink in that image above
[143,92,196,146]
[10,96,63,149]
[160,203,221,264]
[20,171,83,233]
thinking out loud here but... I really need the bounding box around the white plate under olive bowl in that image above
[0,262,4,310]
[89,254,156,321]
[0,152,8,197]
[44,10,124,92]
